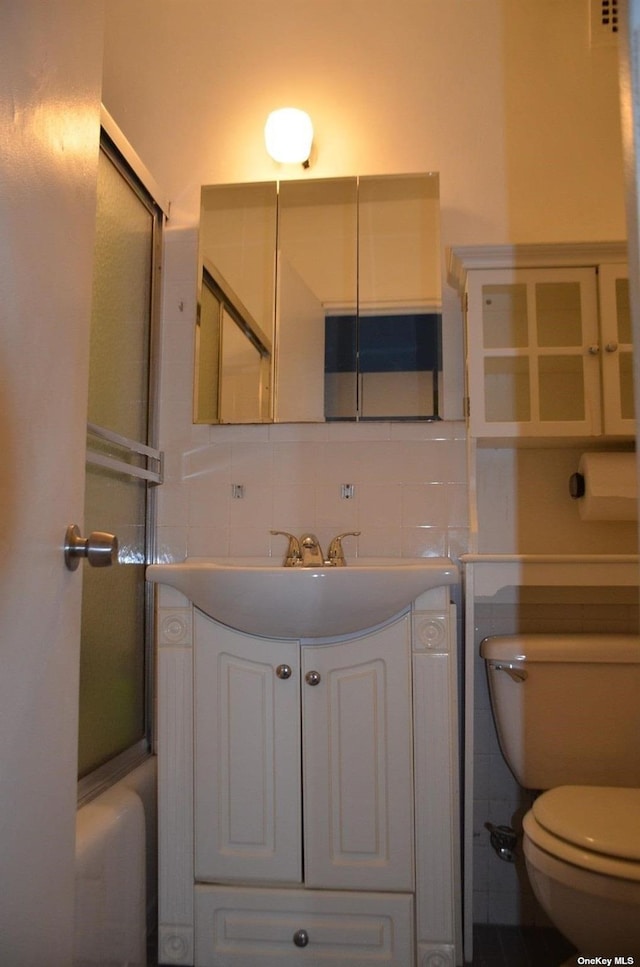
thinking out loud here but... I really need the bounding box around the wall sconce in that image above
[264,108,314,167]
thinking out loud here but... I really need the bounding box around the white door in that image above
[302,617,414,891]
[194,616,302,884]
[0,4,104,965]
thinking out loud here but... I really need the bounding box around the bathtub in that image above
[74,757,157,966]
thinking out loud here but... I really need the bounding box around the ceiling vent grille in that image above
[590,0,620,47]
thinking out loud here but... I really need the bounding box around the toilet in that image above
[480,633,640,957]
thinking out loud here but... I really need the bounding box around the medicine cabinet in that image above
[195,174,442,424]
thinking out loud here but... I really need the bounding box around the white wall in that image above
[476,446,639,554]
[0,3,104,963]
[102,0,624,238]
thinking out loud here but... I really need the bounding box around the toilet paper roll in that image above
[576,451,638,521]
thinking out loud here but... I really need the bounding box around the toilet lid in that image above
[532,786,640,862]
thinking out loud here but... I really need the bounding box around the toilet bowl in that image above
[480,634,640,958]
[522,785,640,957]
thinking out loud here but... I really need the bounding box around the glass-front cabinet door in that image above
[465,267,601,438]
[598,262,634,436]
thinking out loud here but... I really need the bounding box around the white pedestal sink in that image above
[146,556,458,639]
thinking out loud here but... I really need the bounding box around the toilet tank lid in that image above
[480,634,640,663]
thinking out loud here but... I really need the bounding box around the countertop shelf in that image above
[461,553,640,596]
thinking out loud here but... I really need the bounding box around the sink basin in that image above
[146,556,458,639]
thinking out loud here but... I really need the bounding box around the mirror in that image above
[195,173,442,423]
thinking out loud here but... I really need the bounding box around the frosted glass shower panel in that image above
[220,307,267,423]
[88,149,153,441]
[195,279,222,423]
[79,139,160,782]
[78,465,146,777]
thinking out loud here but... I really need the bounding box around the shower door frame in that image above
[77,107,169,805]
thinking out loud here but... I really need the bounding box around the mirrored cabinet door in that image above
[196,174,442,424]
[196,183,277,423]
[277,178,358,422]
[358,174,442,421]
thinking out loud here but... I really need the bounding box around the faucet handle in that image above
[270,530,302,567]
[326,531,361,566]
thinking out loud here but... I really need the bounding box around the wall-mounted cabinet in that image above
[196,174,442,424]
[448,244,631,441]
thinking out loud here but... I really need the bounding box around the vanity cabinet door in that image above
[301,616,414,891]
[194,615,302,884]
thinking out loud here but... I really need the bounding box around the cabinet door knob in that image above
[588,345,600,355]
[605,342,619,353]
[305,670,321,686]
[293,929,309,947]
[276,664,292,680]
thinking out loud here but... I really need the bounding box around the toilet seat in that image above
[524,786,640,882]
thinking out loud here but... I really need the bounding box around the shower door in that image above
[77,123,164,793]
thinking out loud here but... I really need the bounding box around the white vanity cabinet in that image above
[156,584,461,967]
[448,243,632,441]
[193,613,413,892]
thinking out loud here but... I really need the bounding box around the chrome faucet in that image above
[326,531,360,566]
[270,530,302,567]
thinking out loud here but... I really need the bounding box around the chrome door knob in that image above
[305,670,321,686]
[64,523,118,571]
[276,664,293,680]
[293,929,309,947]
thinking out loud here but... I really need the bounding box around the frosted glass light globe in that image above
[264,108,313,164]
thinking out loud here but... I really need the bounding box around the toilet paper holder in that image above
[569,472,585,499]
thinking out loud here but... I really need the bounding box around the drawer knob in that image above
[293,928,309,947]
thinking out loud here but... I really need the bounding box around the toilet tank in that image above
[480,634,640,790]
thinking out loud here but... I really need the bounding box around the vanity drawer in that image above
[194,885,414,966]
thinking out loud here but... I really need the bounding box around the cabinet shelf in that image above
[461,553,640,596]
